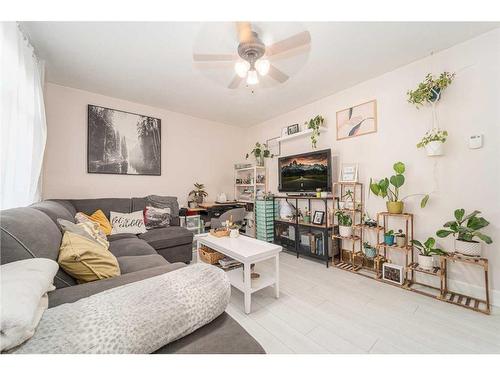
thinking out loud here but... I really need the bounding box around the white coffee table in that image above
[196,234,282,314]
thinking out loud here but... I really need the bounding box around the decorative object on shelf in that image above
[245,142,274,167]
[315,188,322,198]
[336,99,377,140]
[229,224,240,238]
[335,211,352,237]
[279,200,295,220]
[436,209,492,257]
[340,163,358,182]
[302,209,311,224]
[407,72,455,109]
[287,123,300,135]
[363,212,377,227]
[304,115,325,148]
[265,136,281,156]
[384,230,395,246]
[395,229,406,247]
[411,237,447,271]
[313,210,325,225]
[382,263,404,285]
[363,242,377,258]
[87,105,161,176]
[417,128,448,156]
[369,161,429,214]
[189,183,208,205]
[209,227,230,238]
[342,189,354,209]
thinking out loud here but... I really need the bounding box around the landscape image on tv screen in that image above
[279,151,330,191]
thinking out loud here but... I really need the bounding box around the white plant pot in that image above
[425,141,444,156]
[418,254,434,271]
[455,239,482,257]
[339,225,353,238]
[338,201,345,209]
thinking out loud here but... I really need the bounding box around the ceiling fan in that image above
[193,22,311,89]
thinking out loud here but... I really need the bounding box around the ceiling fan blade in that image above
[193,53,237,62]
[266,31,311,56]
[268,64,289,83]
[228,75,244,89]
[236,22,253,43]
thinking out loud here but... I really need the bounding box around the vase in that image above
[256,155,265,167]
[387,201,404,214]
[455,239,481,257]
[418,254,434,271]
[425,140,444,156]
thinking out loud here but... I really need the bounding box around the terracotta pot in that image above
[455,239,481,257]
[387,201,404,214]
[418,254,434,271]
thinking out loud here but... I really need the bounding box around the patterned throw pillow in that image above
[109,211,147,234]
[57,219,109,249]
[143,206,171,230]
[75,210,112,236]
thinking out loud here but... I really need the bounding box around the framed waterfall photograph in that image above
[87,105,161,175]
[336,99,377,140]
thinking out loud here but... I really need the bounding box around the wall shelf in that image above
[278,127,328,142]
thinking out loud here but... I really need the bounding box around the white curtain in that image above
[0,22,47,209]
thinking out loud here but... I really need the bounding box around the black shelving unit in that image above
[272,195,338,267]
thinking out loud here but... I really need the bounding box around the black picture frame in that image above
[312,210,325,225]
[87,104,161,176]
[287,123,300,135]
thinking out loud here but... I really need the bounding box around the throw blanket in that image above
[13,264,230,354]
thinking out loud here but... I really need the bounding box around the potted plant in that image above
[335,211,353,238]
[369,161,429,214]
[245,142,274,166]
[411,237,447,271]
[189,182,208,205]
[305,115,324,148]
[363,212,377,228]
[363,241,377,259]
[303,209,311,224]
[384,230,395,246]
[436,209,492,256]
[416,128,448,156]
[407,72,455,109]
[342,189,354,209]
[395,229,406,247]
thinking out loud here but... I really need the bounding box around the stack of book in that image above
[218,257,242,271]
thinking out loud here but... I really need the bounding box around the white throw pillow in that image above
[0,258,59,351]
[110,210,147,234]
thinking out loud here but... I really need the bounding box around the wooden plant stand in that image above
[440,253,490,314]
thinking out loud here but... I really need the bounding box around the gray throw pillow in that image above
[146,195,179,217]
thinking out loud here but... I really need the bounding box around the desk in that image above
[188,202,245,227]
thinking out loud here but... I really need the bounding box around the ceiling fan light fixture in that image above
[234,60,250,78]
[246,69,259,85]
[255,59,270,76]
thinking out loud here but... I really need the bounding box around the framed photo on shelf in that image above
[382,263,404,285]
[266,136,281,156]
[312,210,325,225]
[340,163,358,182]
[287,123,300,135]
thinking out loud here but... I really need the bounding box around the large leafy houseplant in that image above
[189,182,208,204]
[369,161,429,214]
[411,237,447,271]
[245,142,273,166]
[305,115,324,148]
[436,209,492,256]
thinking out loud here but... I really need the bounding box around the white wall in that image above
[242,29,500,304]
[42,83,244,206]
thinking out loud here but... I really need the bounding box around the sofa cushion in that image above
[117,254,168,274]
[48,263,186,307]
[69,198,131,218]
[30,201,75,224]
[108,237,157,257]
[107,233,138,242]
[0,207,76,288]
[76,209,113,236]
[110,210,146,234]
[47,199,77,217]
[138,227,193,249]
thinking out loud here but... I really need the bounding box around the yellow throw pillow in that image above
[58,231,120,283]
[77,209,113,236]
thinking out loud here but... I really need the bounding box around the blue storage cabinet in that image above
[255,200,277,242]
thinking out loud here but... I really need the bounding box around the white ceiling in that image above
[23,22,499,127]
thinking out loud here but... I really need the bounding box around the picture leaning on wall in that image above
[336,99,377,140]
[87,104,161,175]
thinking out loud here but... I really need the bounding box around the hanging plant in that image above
[305,115,325,148]
[407,72,455,108]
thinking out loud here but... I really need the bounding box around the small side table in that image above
[440,253,490,315]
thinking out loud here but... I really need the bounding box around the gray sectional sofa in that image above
[0,197,264,354]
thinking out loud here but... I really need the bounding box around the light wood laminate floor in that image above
[225,252,500,354]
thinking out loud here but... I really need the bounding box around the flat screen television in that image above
[278,149,332,192]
